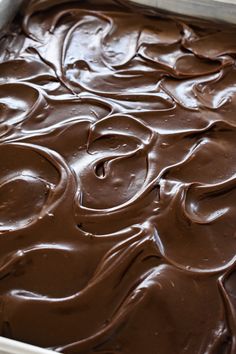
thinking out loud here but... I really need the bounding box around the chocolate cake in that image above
[0,0,236,353]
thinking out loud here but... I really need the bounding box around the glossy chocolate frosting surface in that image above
[1,0,236,353]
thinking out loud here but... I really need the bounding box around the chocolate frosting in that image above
[0,0,236,353]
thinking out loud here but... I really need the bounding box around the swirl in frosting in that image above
[0,1,236,353]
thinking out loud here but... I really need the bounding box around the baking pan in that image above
[0,337,56,354]
[0,0,236,353]
[132,0,236,24]
[0,0,23,34]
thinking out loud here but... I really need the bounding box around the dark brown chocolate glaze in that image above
[0,0,236,353]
